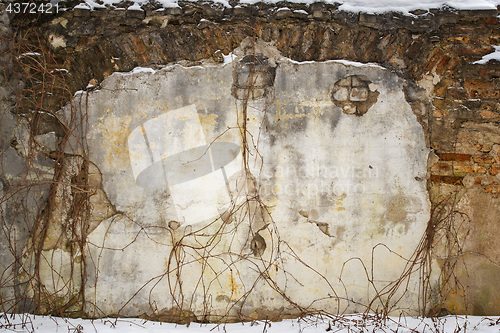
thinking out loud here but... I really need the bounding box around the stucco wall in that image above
[1,2,499,319]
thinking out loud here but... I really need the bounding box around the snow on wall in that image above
[65,0,500,14]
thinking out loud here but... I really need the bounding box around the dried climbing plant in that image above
[0,18,91,317]
[0,11,473,329]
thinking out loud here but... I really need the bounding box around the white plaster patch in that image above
[60,51,432,319]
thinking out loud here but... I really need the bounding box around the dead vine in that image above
[0,9,474,329]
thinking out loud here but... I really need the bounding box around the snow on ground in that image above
[0,313,499,333]
[67,0,500,15]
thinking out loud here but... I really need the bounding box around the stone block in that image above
[332,87,349,101]
[34,132,58,152]
[236,71,268,88]
[459,9,498,18]
[350,87,368,101]
[342,103,356,115]
[73,7,91,18]
[275,7,293,19]
[410,101,427,116]
[490,165,500,176]
[312,10,331,20]
[91,9,109,17]
[202,4,224,19]
[477,90,500,99]
[292,9,309,19]
[127,8,146,19]
[473,155,496,164]
[457,46,494,57]
[166,7,183,15]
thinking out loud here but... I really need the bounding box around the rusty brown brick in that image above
[436,55,451,74]
[430,175,463,184]
[424,48,445,72]
[438,153,472,161]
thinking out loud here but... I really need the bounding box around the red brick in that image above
[453,163,488,174]
[434,84,449,98]
[438,153,472,161]
[436,56,451,74]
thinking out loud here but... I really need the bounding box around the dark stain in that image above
[250,232,266,256]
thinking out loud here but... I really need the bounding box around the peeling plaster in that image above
[28,41,432,318]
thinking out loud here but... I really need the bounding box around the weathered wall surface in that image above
[68,45,429,319]
[0,1,499,319]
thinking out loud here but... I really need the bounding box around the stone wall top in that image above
[6,1,499,33]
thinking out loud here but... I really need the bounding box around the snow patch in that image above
[222,52,236,65]
[117,67,157,75]
[294,9,309,15]
[69,0,500,15]
[127,3,144,10]
[50,68,69,73]
[74,2,90,10]
[284,57,385,69]
[17,52,41,59]
[473,45,500,64]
